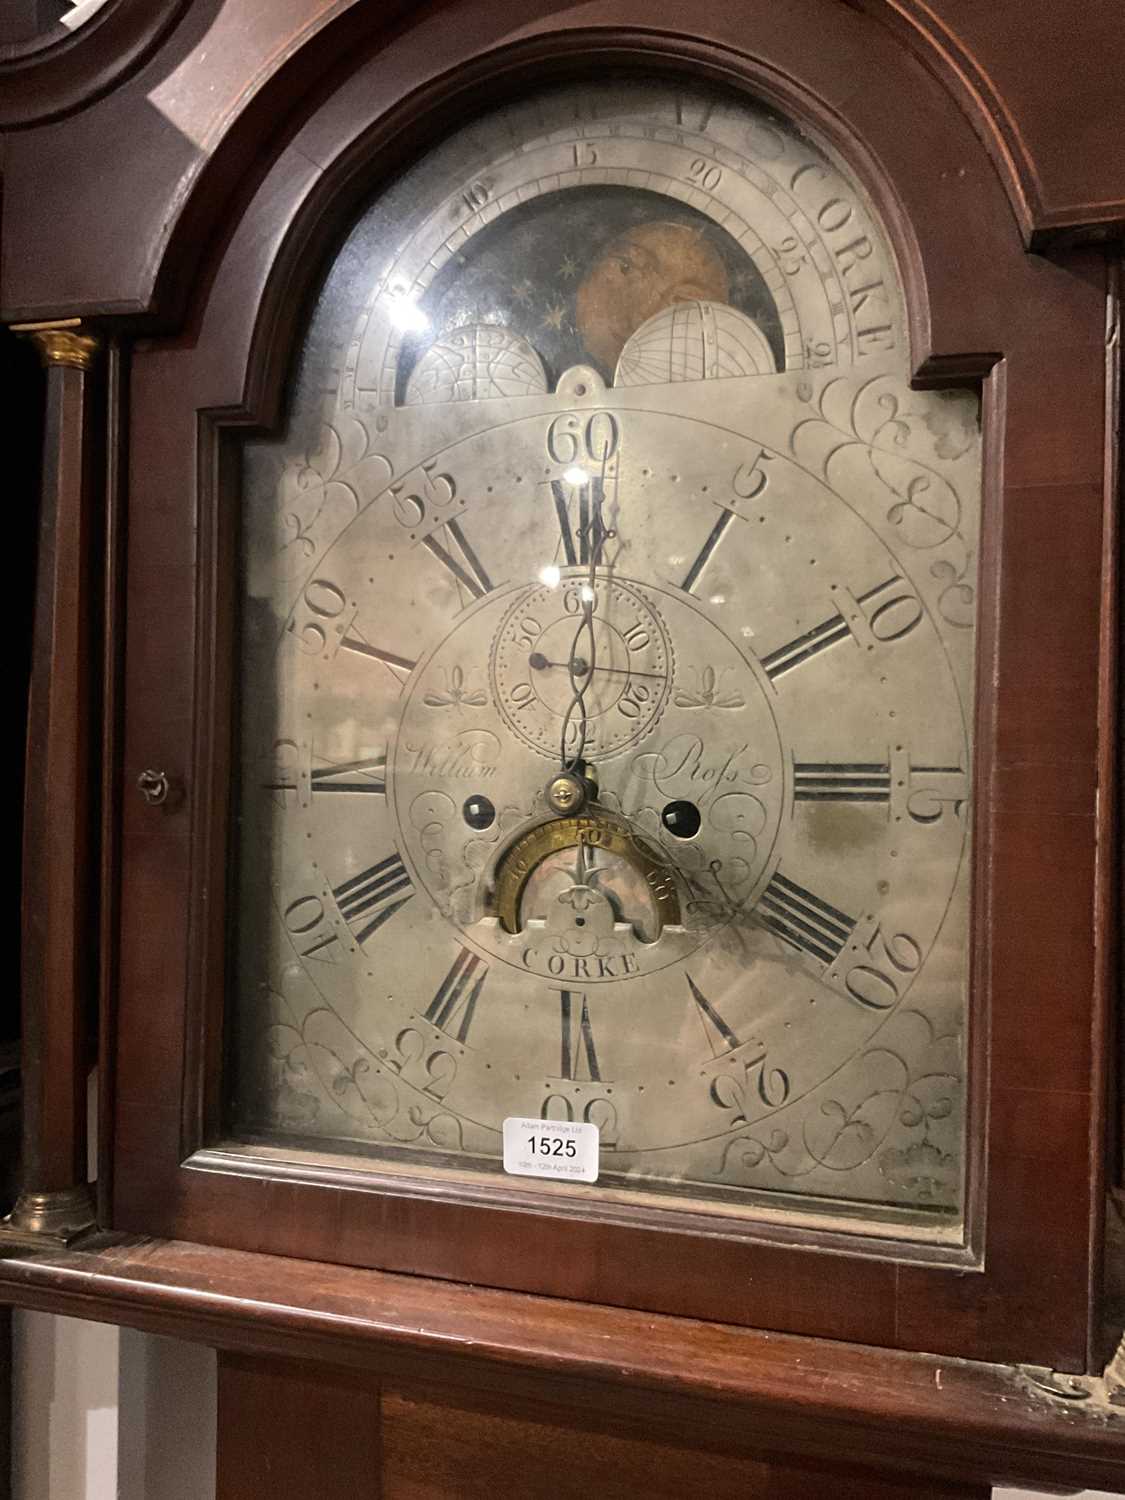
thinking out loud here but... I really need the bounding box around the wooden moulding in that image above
[855,0,1125,248]
[0,0,187,129]
[4,2,1125,324]
[1,1235,1125,1492]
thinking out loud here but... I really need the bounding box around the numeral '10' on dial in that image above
[761,577,920,681]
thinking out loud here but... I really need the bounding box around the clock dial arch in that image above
[336,78,905,415]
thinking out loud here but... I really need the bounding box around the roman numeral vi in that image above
[558,991,601,1081]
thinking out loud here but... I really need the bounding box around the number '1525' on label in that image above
[502,1117,599,1183]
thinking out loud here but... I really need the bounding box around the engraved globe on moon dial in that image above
[615,300,778,387]
[491,579,673,760]
[404,325,548,405]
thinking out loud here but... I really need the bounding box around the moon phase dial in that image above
[491,580,673,759]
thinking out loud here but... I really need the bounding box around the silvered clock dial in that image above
[232,78,979,1242]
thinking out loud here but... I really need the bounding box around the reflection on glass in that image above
[230,79,978,1244]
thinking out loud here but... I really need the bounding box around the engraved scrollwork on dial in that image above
[789,373,979,633]
[715,1008,962,1210]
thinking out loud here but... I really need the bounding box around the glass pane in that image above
[229,78,978,1243]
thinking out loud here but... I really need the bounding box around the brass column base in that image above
[0,1185,97,1254]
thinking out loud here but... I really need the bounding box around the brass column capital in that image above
[10,317,100,370]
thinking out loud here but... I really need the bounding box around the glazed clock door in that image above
[226,76,979,1248]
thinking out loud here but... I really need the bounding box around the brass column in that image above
[1,320,99,1249]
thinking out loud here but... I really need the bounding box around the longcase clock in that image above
[1,2,1123,1495]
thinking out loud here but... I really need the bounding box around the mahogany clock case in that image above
[88,6,1116,1376]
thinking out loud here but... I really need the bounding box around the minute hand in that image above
[530,652,664,682]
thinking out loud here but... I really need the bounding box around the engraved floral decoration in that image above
[423,664,489,712]
[609,768,768,942]
[715,1009,961,1208]
[789,374,978,631]
[673,665,746,710]
[610,738,774,942]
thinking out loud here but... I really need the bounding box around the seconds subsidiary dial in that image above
[492,578,673,760]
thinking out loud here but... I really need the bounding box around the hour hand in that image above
[529,649,571,672]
